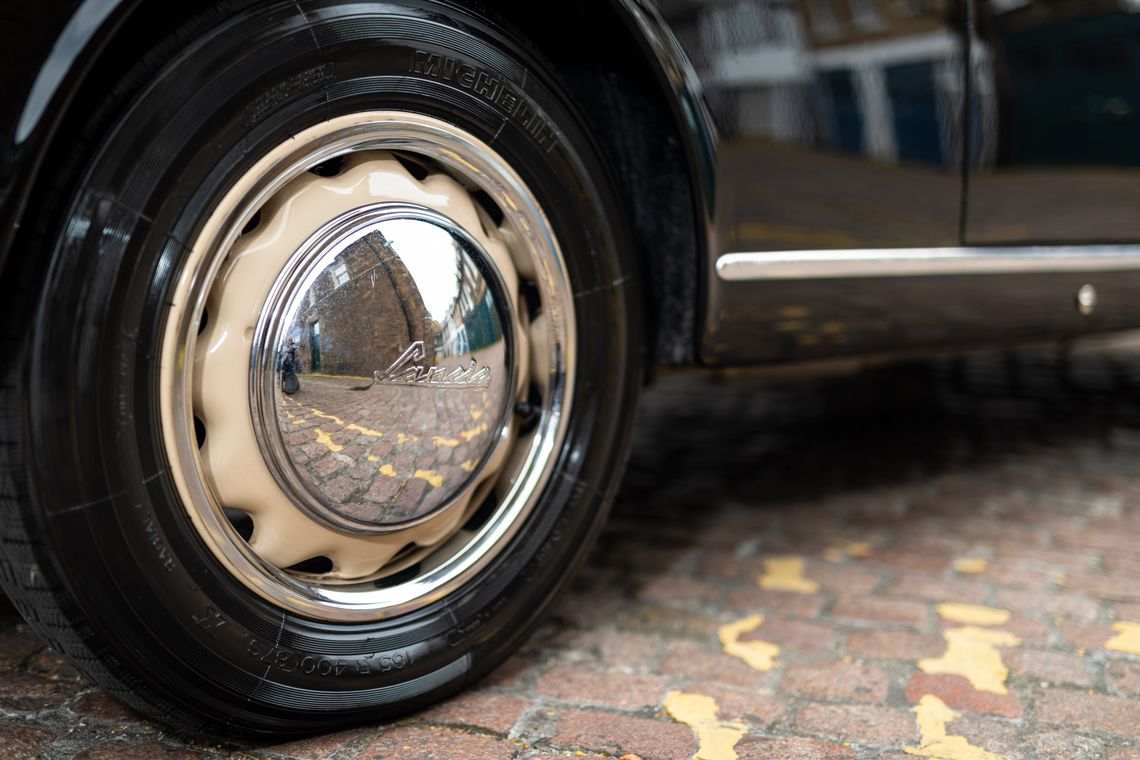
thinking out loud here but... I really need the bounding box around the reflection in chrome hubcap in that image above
[158,112,574,621]
[252,206,516,532]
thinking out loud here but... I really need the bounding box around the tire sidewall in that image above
[26,0,638,732]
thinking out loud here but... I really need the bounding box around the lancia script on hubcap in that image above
[372,341,491,388]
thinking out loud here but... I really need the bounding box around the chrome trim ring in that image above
[158,112,575,622]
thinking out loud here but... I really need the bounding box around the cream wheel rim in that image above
[158,111,575,622]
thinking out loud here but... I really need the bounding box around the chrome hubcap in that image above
[158,112,574,621]
[251,204,517,533]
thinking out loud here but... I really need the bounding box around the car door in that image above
[966,0,1140,244]
[655,0,971,362]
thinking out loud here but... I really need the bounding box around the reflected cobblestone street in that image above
[275,374,496,525]
[9,337,1140,757]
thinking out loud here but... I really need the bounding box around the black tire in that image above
[0,0,640,736]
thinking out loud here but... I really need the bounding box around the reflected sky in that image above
[379,219,462,324]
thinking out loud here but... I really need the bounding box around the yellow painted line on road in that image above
[347,422,383,438]
[820,321,845,335]
[415,469,443,488]
[758,556,819,593]
[433,436,459,447]
[936,603,1009,627]
[906,694,1009,760]
[919,626,1021,694]
[664,690,747,760]
[460,459,477,472]
[470,409,483,420]
[460,422,489,441]
[1106,621,1140,654]
[378,464,397,477]
[718,615,779,672]
[309,408,345,426]
[823,541,872,563]
[367,455,379,462]
[396,432,418,444]
[314,428,343,454]
[953,557,988,574]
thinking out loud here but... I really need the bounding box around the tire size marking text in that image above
[192,605,227,638]
[245,638,414,677]
[409,51,558,153]
[141,516,176,573]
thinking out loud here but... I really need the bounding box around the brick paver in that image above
[8,336,1140,757]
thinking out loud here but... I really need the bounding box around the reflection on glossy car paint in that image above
[660,0,964,252]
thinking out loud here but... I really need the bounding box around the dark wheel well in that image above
[490,0,703,364]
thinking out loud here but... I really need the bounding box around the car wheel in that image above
[0,0,640,735]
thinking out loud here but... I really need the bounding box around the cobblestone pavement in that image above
[9,338,1140,758]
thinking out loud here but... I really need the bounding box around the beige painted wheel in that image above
[159,112,575,621]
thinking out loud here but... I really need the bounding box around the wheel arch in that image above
[487,0,715,364]
[2,0,713,365]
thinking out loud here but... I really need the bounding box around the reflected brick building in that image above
[287,230,433,377]
[657,0,967,167]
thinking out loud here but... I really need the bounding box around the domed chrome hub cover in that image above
[252,205,515,533]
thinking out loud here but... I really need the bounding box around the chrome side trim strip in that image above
[716,246,1140,281]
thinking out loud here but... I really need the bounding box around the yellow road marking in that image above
[433,436,459,447]
[460,422,489,441]
[396,432,418,444]
[936,603,1009,627]
[378,464,397,477]
[778,306,810,318]
[367,455,379,462]
[314,428,343,453]
[758,556,819,594]
[460,459,477,473]
[664,691,747,760]
[823,541,872,563]
[415,469,443,488]
[919,626,1021,694]
[1106,621,1140,654]
[309,408,345,425]
[718,615,779,672]
[953,557,988,574]
[905,694,1009,760]
[346,422,383,438]
[470,409,483,420]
